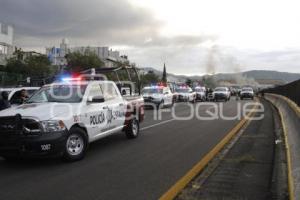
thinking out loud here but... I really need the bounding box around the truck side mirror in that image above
[89,96,105,103]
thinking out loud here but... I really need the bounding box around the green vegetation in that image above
[5,49,52,77]
[185,78,192,87]
[140,70,160,87]
[65,50,104,72]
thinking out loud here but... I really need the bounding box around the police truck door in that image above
[85,83,107,138]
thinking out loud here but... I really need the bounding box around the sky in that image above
[1,0,300,75]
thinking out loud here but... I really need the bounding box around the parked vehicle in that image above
[0,66,144,161]
[240,87,254,100]
[194,86,206,101]
[213,87,231,102]
[176,86,196,103]
[142,85,174,109]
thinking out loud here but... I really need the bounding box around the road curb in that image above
[159,104,258,200]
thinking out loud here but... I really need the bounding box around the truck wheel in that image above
[157,100,164,109]
[193,98,196,103]
[63,127,88,162]
[125,118,139,139]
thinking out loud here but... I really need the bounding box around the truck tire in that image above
[171,99,175,107]
[192,97,196,103]
[63,127,88,162]
[157,100,164,109]
[125,118,139,139]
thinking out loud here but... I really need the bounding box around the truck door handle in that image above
[119,103,124,106]
[103,106,108,109]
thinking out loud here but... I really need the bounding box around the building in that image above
[22,51,44,60]
[46,38,68,67]
[0,22,14,66]
[69,46,128,68]
[46,39,129,68]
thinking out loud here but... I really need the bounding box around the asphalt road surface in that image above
[0,99,258,200]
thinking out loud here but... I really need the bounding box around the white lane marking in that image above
[140,118,176,131]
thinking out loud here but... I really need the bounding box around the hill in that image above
[139,67,300,84]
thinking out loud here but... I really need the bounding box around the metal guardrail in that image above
[264,79,300,106]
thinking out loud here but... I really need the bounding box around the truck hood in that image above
[143,93,163,98]
[240,91,254,94]
[196,92,205,95]
[0,103,80,121]
[178,92,190,96]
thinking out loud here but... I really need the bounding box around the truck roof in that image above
[44,80,116,87]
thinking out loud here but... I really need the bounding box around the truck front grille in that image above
[0,115,41,135]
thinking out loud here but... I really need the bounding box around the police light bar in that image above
[61,76,82,82]
[150,82,167,87]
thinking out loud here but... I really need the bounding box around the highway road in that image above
[0,99,258,200]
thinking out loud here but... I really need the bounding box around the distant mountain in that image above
[242,70,300,83]
[139,67,300,84]
[139,67,201,82]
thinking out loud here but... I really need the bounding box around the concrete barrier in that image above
[265,93,300,200]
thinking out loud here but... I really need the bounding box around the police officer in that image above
[0,91,11,111]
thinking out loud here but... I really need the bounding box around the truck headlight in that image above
[41,120,66,132]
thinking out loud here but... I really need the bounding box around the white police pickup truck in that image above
[142,85,174,108]
[0,80,144,161]
[213,87,231,102]
[175,87,196,103]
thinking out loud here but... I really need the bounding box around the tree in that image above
[25,55,52,77]
[140,70,160,87]
[186,78,192,87]
[162,63,167,83]
[5,53,51,77]
[65,50,104,72]
[5,57,27,74]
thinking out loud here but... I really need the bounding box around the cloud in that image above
[0,0,162,47]
[122,45,300,75]
[1,0,299,74]
[140,35,216,47]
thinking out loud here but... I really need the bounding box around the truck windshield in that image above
[27,85,87,103]
[214,88,227,92]
[242,88,253,92]
[195,88,204,92]
[142,88,163,94]
[176,88,190,93]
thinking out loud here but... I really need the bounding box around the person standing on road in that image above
[0,91,11,111]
